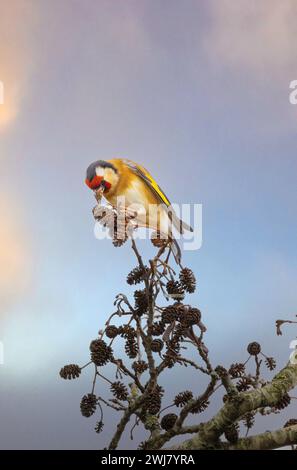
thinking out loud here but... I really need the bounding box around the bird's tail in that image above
[167,205,193,234]
[170,237,182,265]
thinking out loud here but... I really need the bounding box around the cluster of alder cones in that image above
[59,251,206,436]
[59,208,295,449]
[59,242,288,448]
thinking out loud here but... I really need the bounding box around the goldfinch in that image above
[85,158,192,261]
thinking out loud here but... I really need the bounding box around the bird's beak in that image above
[96,180,106,196]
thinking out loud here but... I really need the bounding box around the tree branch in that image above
[171,361,297,449]
[227,424,297,450]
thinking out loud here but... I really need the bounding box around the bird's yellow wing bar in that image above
[123,159,171,207]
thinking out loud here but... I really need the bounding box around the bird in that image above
[85,158,193,262]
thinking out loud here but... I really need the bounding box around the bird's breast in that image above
[105,176,168,232]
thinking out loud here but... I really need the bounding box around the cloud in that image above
[206,0,297,76]
[0,1,39,129]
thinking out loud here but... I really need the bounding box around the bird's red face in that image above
[85,175,111,191]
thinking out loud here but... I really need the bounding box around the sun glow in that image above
[0,197,32,310]
[0,95,19,129]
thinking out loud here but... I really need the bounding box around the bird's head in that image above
[85,160,119,195]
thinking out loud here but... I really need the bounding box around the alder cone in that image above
[161,413,177,431]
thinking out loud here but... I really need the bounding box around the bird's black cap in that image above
[86,160,117,181]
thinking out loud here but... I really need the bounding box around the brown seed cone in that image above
[134,289,148,315]
[224,423,239,444]
[275,393,291,410]
[215,365,228,378]
[163,351,179,368]
[151,339,164,353]
[125,338,138,359]
[184,307,201,326]
[236,377,253,392]
[247,341,261,356]
[126,266,149,285]
[59,364,81,380]
[80,393,97,417]
[265,356,276,371]
[228,363,245,378]
[118,324,137,339]
[112,213,129,247]
[110,381,128,401]
[112,236,128,247]
[189,399,209,414]
[166,280,185,300]
[167,335,181,354]
[174,391,193,407]
[179,268,196,293]
[94,421,104,434]
[284,418,297,428]
[222,394,228,403]
[105,325,119,339]
[132,360,148,374]
[144,385,164,415]
[162,305,179,324]
[178,304,201,328]
[148,321,166,336]
[90,339,113,366]
[174,323,187,339]
[163,336,181,367]
[160,413,178,431]
[151,233,168,248]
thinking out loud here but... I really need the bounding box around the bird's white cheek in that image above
[95,167,105,177]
